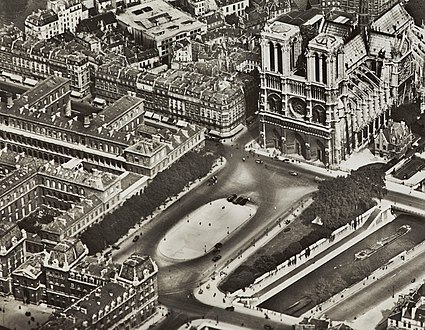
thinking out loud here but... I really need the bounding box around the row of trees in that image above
[312,167,386,230]
[81,151,216,254]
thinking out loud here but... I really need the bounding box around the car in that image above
[242,157,246,161]
[212,255,222,262]
[133,235,139,242]
[225,306,235,311]
[255,159,264,164]
[212,247,220,255]
[289,171,298,176]
[104,251,112,258]
[111,245,120,250]
[233,196,244,204]
[282,158,290,162]
[238,197,249,206]
[264,325,273,330]
[227,194,237,202]
[215,242,223,249]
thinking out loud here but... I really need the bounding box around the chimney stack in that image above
[65,98,72,117]
[83,115,91,128]
[5,93,13,109]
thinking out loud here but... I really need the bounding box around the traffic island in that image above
[157,198,257,261]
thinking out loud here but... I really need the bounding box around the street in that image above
[112,126,320,329]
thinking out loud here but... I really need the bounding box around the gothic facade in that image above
[259,4,418,165]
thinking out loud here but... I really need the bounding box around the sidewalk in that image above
[244,141,347,178]
[136,306,168,330]
[194,196,312,326]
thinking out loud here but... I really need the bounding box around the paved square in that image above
[158,198,256,260]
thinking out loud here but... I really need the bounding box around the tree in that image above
[225,13,239,26]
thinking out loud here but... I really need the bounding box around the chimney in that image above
[83,115,91,128]
[65,99,72,117]
[5,93,13,109]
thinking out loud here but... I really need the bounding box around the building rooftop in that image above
[0,157,40,198]
[15,76,70,108]
[275,7,322,26]
[25,10,58,27]
[66,282,127,321]
[12,252,47,280]
[40,163,119,192]
[76,12,117,33]
[99,95,143,127]
[72,256,119,281]
[370,4,412,35]
[343,34,367,70]
[0,221,23,254]
[117,0,206,41]
[118,254,157,283]
[46,238,87,270]
[41,195,103,236]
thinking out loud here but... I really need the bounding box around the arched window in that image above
[322,55,328,84]
[269,42,275,71]
[315,53,320,82]
[277,44,283,74]
[290,42,295,69]
[335,53,339,78]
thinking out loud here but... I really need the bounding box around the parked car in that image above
[133,235,140,242]
[111,245,120,250]
[255,159,264,164]
[227,194,237,202]
[225,306,235,311]
[215,242,223,249]
[238,197,249,206]
[282,158,290,162]
[212,247,220,255]
[233,196,244,204]
[264,325,273,330]
[289,171,298,176]
[212,255,222,262]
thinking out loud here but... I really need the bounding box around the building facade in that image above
[40,253,158,329]
[0,25,91,96]
[95,66,246,137]
[0,221,26,294]
[25,0,88,40]
[12,252,48,304]
[0,76,206,178]
[259,4,417,165]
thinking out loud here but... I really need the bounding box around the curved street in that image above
[113,126,321,329]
